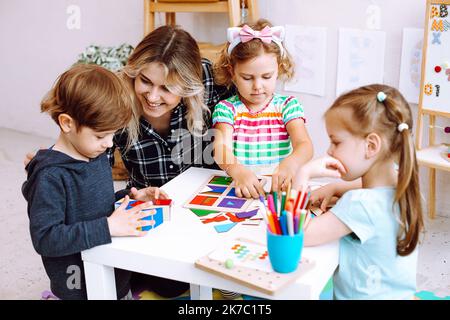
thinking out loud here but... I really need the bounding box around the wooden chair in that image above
[143,0,259,62]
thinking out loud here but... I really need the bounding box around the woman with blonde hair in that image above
[111,25,231,191]
[107,25,232,298]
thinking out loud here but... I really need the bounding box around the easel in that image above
[416,0,450,219]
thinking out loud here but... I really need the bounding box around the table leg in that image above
[83,261,117,300]
[190,284,213,300]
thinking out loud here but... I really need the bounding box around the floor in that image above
[0,127,448,300]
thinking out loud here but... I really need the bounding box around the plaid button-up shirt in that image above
[108,59,232,188]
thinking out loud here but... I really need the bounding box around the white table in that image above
[82,167,339,300]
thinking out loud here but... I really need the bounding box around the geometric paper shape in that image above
[201,185,228,195]
[214,222,238,233]
[189,195,218,206]
[189,208,219,217]
[208,176,233,186]
[217,197,247,209]
[225,212,246,223]
[236,208,259,219]
[202,214,228,224]
[226,188,237,197]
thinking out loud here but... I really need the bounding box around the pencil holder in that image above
[267,230,304,273]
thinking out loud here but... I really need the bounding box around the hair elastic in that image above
[227,25,285,56]
[377,91,387,102]
[397,123,409,132]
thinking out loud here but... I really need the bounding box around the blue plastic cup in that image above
[267,230,304,273]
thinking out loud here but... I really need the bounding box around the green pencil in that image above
[280,191,286,212]
[298,209,307,230]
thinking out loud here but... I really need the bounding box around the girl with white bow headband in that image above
[212,19,313,198]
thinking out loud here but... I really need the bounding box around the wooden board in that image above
[183,174,266,213]
[194,238,315,295]
[418,0,450,116]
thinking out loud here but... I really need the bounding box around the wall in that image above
[0,0,144,138]
[1,0,448,216]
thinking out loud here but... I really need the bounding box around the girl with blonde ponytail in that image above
[294,84,423,299]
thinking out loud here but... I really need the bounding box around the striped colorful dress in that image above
[212,94,305,174]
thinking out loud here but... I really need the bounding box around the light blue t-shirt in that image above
[330,187,418,300]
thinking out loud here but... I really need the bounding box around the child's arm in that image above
[213,123,265,198]
[272,119,313,192]
[107,195,155,237]
[27,176,154,257]
[310,179,362,211]
[303,210,352,246]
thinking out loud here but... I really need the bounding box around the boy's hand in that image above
[228,166,265,199]
[107,196,156,237]
[130,187,169,202]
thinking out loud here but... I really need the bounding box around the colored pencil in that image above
[281,191,287,212]
[279,212,288,235]
[293,213,299,234]
[273,191,279,216]
[286,210,294,235]
[267,194,276,214]
[298,209,308,230]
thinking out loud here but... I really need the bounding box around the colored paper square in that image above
[217,197,246,209]
[208,176,233,186]
[189,195,218,206]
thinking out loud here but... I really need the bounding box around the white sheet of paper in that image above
[399,28,423,104]
[336,28,386,96]
[284,25,327,97]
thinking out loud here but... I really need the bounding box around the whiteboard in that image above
[420,1,450,115]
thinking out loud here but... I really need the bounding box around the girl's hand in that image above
[295,156,346,190]
[130,187,169,202]
[309,183,338,212]
[229,166,265,199]
[107,196,156,237]
[271,158,299,192]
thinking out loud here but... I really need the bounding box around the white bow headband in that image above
[227,25,286,56]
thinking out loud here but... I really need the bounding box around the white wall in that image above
[0,0,144,138]
[1,0,448,216]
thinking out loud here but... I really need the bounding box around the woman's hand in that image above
[130,187,169,202]
[107,196,156,237]
[228,166,265,199]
